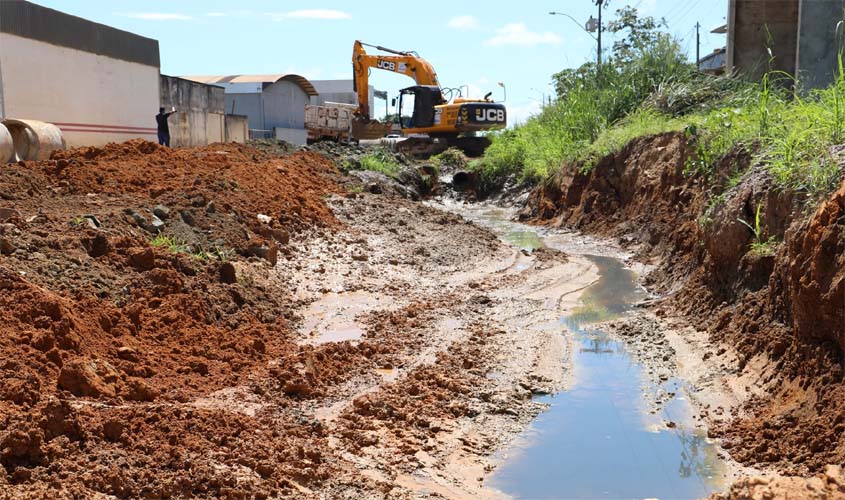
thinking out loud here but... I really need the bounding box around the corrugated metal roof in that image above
[181,74,318,96]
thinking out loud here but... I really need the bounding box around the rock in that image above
[143,215,165,234]
[117,346,139,362]
[247,241,279,265]
[0,237,15,255]
[352,253,368,262]
[257,213,272,224]
[82,214,101,229]
[125,379,158,402]
[128,247,155,271]
[271,228,290,245]
[0,208,20,222]
[180,210,196,226]
[128,210,149,229]
[153,204,170,220]
[219,262,237,284]
[57,358,121,398]
[190,195,207,207]
[205,201,216,214]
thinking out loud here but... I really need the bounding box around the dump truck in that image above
[305,102,356,143]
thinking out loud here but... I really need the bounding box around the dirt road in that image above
[266,194,598,497]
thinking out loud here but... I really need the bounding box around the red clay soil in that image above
[520,132,845,476]
[0,141,348,496]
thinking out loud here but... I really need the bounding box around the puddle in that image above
[375,367,399,381]
[439,203,730,499]
[300,291,377,344]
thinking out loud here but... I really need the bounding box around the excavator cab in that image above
[397,86,445,129]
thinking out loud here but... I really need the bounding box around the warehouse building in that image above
[183,74,319,145]
[0,1,160,146]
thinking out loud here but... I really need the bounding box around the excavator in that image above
[352,40,506,157]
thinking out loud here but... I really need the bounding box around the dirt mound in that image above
[520,132,844,476]
[0,140,344,495]
[709,465,845,500]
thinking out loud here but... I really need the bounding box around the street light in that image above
[497,82,506,102]
[550,1,604,67]
[548,11,597,40]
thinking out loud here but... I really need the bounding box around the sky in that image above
[36,0,729,125]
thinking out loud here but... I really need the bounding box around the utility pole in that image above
[695,22,701,70]
[596,0,603,67]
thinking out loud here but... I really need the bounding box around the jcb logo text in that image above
[475,109,506,122]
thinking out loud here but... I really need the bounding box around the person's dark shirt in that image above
[156,112,171,134]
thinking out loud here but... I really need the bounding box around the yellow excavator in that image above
[352,40,506,156]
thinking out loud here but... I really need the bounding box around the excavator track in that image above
[385,135,491,159]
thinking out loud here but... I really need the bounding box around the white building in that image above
[0,1,160,146]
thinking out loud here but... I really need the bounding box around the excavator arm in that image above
[353,40,441,117]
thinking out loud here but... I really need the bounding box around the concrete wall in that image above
[728,0,800,81]
[0,33,159,146]
[159,75,231,147]
[225,115,248,143]
[796,0,845,90]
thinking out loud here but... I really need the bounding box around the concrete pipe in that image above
[2,119,66,161]
[0,123,13,163]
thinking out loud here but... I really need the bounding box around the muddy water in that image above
[440,202,729,499]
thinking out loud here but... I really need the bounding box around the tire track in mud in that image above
[262,194,599,498]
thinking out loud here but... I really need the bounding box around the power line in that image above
[664,0,692,22]
[672,0,700,26]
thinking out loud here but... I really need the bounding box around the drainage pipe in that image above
[2,119,65,161]
[0,123,12,163]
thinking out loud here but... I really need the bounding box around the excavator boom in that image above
[353,40,441,117]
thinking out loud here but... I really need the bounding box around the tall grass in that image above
[477,35,691,184]
[479,45,845,200]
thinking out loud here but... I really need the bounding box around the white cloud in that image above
[205,12,226,17]
[485,23,563,47]
[448,15,479,30]
[478,76,490,85]
[277,9,351,20]
[120,12,193,20]
[506,100,543,126]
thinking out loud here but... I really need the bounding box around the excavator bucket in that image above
[351,117,392,140]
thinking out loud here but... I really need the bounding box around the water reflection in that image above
[489,256,728,499]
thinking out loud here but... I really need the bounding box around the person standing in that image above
[156,106,177,147]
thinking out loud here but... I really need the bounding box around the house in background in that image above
[182,74,319,145]
[727,0,845,89]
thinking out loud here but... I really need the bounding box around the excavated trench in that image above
[438,202,733,498]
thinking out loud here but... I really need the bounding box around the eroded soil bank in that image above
[519,132,845,495]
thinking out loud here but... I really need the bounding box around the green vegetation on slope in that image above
[477,6,845,200]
